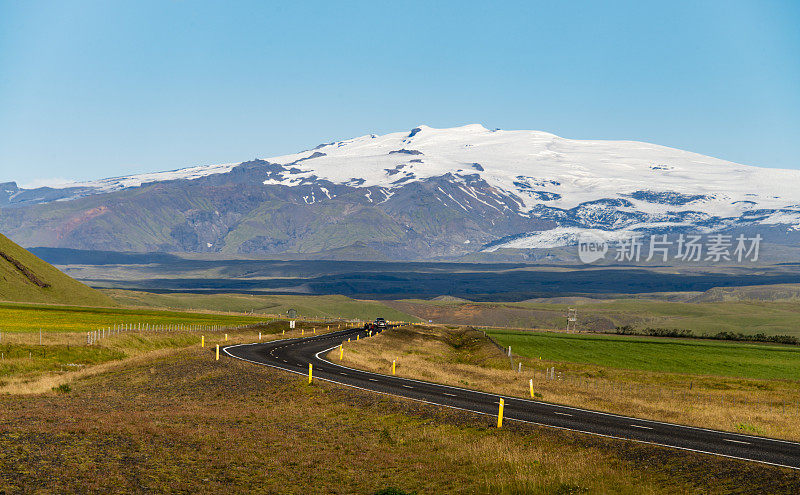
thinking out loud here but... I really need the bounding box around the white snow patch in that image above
[483,227,638,251]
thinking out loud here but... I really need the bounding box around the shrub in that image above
[613,326,798,345]
[52,383,71,393]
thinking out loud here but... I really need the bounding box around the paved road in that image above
[223,327,800,470]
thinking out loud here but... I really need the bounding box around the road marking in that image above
[554,412,573,417]
[224,342,800,471]
[630,424,652,430]
[443,393,457,397]
[724,439,751,445]
[339,372,348,376]
[402,385,414,389]
[368,378,378,382]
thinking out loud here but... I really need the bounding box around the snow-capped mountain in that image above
[1,124,799,258]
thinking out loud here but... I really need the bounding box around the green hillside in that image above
[0,233,115,307]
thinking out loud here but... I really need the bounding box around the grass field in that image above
[0,318,335,392]
[339,325,800,442]
[0,301,269,334]
[486,329,800,381]
[105,290,421,321]
[386,298,800,337]
[2,344,798,493]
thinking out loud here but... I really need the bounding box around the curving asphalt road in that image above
[223,327,800,470]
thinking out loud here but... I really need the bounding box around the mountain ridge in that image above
[1,124,798,259]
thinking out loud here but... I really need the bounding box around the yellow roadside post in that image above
[215,345,219,361]
[339,344,343,360]
[201,335,204,348]
[308,363,313,384]
[356,334,359,341]
[282,329,285,336]
[302,329,305,336]
[529,379,534,398]
[497,399,504,428]
[392,360,396,375]
[225,334,228,342]
[313,327,316,334]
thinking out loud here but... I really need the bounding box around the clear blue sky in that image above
[1,1,798,186]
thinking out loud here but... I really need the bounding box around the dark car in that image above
[375,318,387,330]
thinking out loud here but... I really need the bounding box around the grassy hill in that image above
[0,233,115,306]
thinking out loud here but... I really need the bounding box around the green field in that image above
[105,290,420,321]
[391,298,800,337]
[570,299,800,336]
[0,301,269,333]
[487,329,800,381]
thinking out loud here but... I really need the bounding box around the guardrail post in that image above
[216,345,220,361]
[392,360,396,375]
[339,344,343,360]
[201,335,204,348]
[529,379,534,398]
[308,363,313,384]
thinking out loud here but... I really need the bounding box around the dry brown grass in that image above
[335,325,800,442]
[2,344,796,493]
[0,319,341,396]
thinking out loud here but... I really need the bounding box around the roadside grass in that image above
[486,329,800,381]
[105,290,421,321]
[2,345,797,493]
[0,300,269,334]
[0,318,343,394]
[387,298,800,337]
[337,325,800,442]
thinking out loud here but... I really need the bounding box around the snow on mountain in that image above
[267,123,798,215]
[59,162,241,194]
[8,124,800,251]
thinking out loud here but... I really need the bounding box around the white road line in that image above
[554,412,573,417]
[311,345,796,448]
[222,342,800,471]
[368,378,379,382]
[630,424,652,430]
[402,385,414,389]
[443,393,457,397]
[724,439,751,445]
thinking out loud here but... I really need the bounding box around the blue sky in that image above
[1,1,798,186]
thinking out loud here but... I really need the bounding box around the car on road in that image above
[375,318,387,330]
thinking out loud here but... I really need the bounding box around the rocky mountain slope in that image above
[1,124,798,260]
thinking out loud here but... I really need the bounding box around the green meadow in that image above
[486,329,800,381]
[0,301,268,333]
